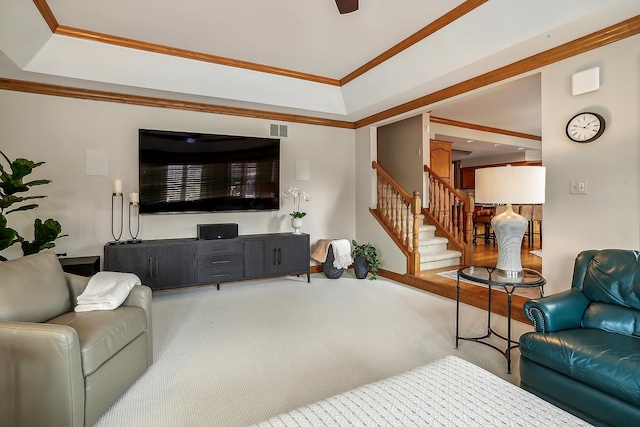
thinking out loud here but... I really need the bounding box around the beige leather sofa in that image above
[0,251,153,427]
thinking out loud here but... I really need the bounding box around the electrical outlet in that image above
[570,180,588,195]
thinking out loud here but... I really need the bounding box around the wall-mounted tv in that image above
[139,129,280,214]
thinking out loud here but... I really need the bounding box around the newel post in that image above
[464,193,474,244]
[463,192,475,264]
[409,191,421,275]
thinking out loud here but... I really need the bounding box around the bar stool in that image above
[532,204,543,245]
[519,205,534,246]
[473,207,494,245]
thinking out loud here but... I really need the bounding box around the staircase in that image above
[417,222,463,270]
[371,161,472,274]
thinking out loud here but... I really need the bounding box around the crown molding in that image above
[13,5,640,133]
[32,0,57,32]
[430,116,541,141]
[355,15,640,128]
[0,78,355,129]
[31,0,482,87]
[340,0,488,85]
[55,25,342,87]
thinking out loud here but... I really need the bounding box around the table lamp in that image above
[474,165,545,277]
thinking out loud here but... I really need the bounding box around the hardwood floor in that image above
[397,230,543,324]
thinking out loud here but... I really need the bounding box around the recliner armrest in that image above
[123,284,151,311]
[67,274,153,365]
[0,321,85,427]
[524,288,590,332]
[123,284,153,365]
[65,272,90,310]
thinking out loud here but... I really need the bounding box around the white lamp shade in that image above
[475,166,545,205]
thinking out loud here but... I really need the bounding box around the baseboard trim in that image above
[378,268,531,324]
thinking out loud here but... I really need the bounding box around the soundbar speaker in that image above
[197,223,238,240]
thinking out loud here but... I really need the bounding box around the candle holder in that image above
[128,201,141,243]
[111,192,124,244]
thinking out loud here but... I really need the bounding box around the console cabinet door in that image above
[277,235,310,275]
[104,242,196,290]
[152,244,196,289]
[243,239,268,278]
[243,235,309,279]
[104,245,149,282]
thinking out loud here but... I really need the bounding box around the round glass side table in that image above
[455,265,545,373]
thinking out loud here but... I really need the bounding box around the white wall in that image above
[540,34,640,294]
[0,90,356,261]
[376,115,423,195]
[354,127,407,274]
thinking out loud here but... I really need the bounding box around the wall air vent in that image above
[269,124,288,138]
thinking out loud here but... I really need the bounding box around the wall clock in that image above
[566,112,606,143]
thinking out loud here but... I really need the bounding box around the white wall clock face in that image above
[566,112,606,143]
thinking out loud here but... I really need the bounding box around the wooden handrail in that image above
[372,161,413,201]
[423,164,474,264]
[371,161,421,274]
[423,163,466,199]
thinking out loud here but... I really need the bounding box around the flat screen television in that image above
[139,129,280,214]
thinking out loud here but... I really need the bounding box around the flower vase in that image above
[291,217,303,234]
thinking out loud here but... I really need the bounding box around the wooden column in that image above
[409,191,421,274]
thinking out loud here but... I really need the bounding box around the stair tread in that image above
[418,237,449,246]
[419,224,436,230]
[420,250,463,262]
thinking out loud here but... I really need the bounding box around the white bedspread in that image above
[253,355,591,426]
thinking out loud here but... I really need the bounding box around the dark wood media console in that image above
[104,233,310,291]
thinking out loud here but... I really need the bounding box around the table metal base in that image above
[455,266,544,374]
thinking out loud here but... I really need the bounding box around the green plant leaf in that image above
[0,214,17,253]
[0,181,29,195]
[24,179,52,187]
[10,158,45,182]
[0,152,49,196]
[0,152,65,259]
[6,204,39,214]
[35,218,63,241]
[0,194,45,210]
[21,218,65,256]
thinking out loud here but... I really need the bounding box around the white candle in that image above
[113,179,122,194]
[130,192,139,203]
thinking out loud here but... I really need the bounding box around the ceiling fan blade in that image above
[335,0,358,14]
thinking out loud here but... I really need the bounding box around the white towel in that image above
[75,271,141,312]
[331,239,353,269]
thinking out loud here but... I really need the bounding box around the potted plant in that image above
[351,240,379,280]
[282,187,310,234]
[0,151,66,261]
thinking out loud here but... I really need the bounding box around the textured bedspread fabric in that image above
[253,356,591,427]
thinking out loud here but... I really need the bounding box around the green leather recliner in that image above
[520,249,640,427]
[0,251,153,427]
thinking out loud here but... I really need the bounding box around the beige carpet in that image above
[94,273,533,427]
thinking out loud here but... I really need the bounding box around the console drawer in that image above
[198,254,243,271]
[198,266,243,283]
[197,241,243,256]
